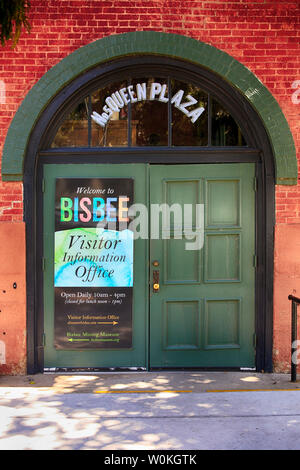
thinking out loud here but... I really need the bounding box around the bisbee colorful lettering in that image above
[91,81,205,127]
[60,196,129,222]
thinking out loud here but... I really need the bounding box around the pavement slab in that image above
[1,372,300,450]
[1,389,300,450]
[0,371,299,393]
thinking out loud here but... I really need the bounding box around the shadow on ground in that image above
[0,371,299,393]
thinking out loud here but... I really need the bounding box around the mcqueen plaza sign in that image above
[91,81,205,127]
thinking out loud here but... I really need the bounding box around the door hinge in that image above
[253,254,257,268]
[42,178,45,193]
[253,332,257,349]
[253,177,257,191]
[42,333,46,347]
[42,257,46,271]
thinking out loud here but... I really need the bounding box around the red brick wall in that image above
[0,223,26,374]
[0,0,299,372]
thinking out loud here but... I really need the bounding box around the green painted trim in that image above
[2,174,23,181]
[1,31,297,184]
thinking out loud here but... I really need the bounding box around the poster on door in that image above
[54,177,134,349]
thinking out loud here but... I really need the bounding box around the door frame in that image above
[23,56,275,373]
[32,147,273,373]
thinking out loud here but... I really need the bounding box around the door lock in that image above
[153,270,160,292]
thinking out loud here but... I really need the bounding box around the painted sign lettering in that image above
[54,178,134,350]
[91,81,205,127]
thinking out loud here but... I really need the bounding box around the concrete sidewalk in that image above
[0,370,299,393]
[1,372,300,450]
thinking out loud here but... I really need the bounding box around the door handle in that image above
[153,270,160,292]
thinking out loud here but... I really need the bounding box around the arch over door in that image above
[1,31,297,184]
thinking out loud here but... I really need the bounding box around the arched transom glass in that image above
[51,76,247,148]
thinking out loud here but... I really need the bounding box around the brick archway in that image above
[1,31,297,184]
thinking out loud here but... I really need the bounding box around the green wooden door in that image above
[43,162,255,370]
[149,164,256,368]
[43,163,148,369]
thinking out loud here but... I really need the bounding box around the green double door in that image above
[43,162,255,369]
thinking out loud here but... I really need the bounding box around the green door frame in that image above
[41,161,257,371]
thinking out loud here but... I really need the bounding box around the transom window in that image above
[51,76,247,148]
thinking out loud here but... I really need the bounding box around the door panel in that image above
[149,164,255,368]
[43,162,255,370]
[43,163,148,369]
